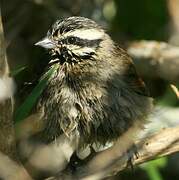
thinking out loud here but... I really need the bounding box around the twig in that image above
[0,8,33,180]
[47,126,179,180]
[78,126,179,179]
[0,152,32,180]
[0,6,16,161]
[170,84,179,99]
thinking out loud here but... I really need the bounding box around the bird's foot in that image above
[126,144,139,171]
[68,152,83,173]
[68,146,97,173]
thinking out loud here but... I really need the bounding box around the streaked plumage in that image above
[35,16,153,149]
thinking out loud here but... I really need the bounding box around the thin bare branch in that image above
[0,8,33,180]
[0,6,16,161]
[170,84,179,99]
[79,126,179,179]
[0,152,32,180]
[47,126,179,180]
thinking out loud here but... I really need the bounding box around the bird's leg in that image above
[126,144,139,171]
[68,151,84,173]
[84,146,97,162]
[68,146,97,173]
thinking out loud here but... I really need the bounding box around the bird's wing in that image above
[124,62,150,97]
[117,46,150,97]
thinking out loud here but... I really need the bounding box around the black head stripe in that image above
[62,36,102,48]
[51,17,102,35]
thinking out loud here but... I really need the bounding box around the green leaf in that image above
[10,66,27,76]
[14,65,57,123]
[140,157,167,180]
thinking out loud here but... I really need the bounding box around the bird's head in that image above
[35,16,112,65]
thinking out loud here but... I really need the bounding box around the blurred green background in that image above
[1,0,179,179]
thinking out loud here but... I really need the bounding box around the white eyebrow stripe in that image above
[72,47,95,56]
[64,29,104,40]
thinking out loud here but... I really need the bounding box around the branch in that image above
[0,152,32,180]
[0,6,16,161]
[170,84,179,99]
[85,126,179,180]
[0,8,33,180]
[127,40,179,82]
[47,126,179,180]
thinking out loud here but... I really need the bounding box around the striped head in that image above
[35,17,111,64]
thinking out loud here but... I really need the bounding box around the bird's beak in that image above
[35,37,56,49]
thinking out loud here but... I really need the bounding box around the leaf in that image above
[10,66,27,76]
[140,157,167,180]
[14,65,57,123]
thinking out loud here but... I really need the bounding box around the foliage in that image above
[141,157,167,180]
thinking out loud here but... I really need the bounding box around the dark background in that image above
[1,0,179,179]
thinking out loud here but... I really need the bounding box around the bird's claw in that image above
[126,144,139,171]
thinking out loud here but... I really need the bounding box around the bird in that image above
[33,16,153,174]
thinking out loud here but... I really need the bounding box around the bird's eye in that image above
[67,37,76,44]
